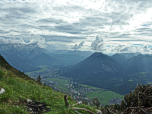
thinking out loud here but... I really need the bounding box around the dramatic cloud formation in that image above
[91,35,104,51]
[72,41,85,49]
[0,0,152,53]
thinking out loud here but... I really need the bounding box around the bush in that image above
[113,83,152,112]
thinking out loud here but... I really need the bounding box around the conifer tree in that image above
[36,75,42,85]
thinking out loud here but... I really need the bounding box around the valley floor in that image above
[27,68,124,106]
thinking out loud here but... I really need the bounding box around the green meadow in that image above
[48,78,124,106]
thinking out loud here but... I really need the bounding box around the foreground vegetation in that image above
[0,67,99,114]
[1,54,152,114]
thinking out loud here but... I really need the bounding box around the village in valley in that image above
[28,69,123,106]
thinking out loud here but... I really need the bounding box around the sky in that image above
[0,0,152,54]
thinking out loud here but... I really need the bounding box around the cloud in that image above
[91,35,104,50]
[143,45,148,50]
[36,18,67,25]
[41,35,86,42]
[28,34,47,48]
[111,44,123,52]
[120,47,129,52]
[72,41,85,49]
[0,37,26,44]
[142,45,150,52]
[55,24,88,34]
[97,43,106,51]
[0,34,47,48]
[0,0,152,52]
[111,44,152,53]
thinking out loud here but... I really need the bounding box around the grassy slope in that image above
[0,67,98,114]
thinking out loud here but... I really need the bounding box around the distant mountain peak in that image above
[61,51,128,95]
[92,52,104,55]
[89,52,108,59]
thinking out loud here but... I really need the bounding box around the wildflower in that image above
[0,88,5,94]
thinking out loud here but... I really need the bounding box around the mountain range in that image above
[111,53,127,66]
[1,51,144,114]
[119,52,141,59]
[1,43,152,95]
[59,52,132,95]
[0,43,93,72]
[59,52,152,95]
[0,43,57,72]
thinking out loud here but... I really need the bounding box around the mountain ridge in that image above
[0,44,93,72]
[59,52,131,95]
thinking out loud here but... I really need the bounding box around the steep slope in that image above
[0,55,97,114]
[60,52,132,95]
[0,54,36,81]
[111,53,127,66]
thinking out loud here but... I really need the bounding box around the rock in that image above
[27,99,32,102]
[77,101,82,105]
[0,88,5,94]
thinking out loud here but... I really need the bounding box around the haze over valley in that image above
[1,42,152,106]
[1,0,152,111]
